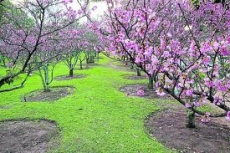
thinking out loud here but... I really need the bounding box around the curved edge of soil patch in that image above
[122,74,147,80]
[144,109,230,153]
[120,84,172,100]
[0,118,60,153]
[55,74,87,81]
[22,86,76,102]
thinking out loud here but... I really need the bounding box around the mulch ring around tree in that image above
[55,74,87,81]
[120,84,172,99]
[22,86,75,102]
[0,119,59,153]
[145,109,230,153]
[122,74,147,80]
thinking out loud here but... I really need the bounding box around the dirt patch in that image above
[122,74,147,80]
[0,120,58,153]
[120,84,171,99]
[145,109,230,153]
[23,86,75,102]
[55,74,87,81]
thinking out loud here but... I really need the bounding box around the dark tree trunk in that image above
[69,68,74,77]
[121,55,125,61]
[86,58,89,64]
[130,63,134,69]
[148,76,154,89]
[86,59,89,69]
[87,56,94,63]
[80,61,83,69]
[91,56,95,63]
[186,109,196,128]
[44,84,51,92]
[136,68,141,76]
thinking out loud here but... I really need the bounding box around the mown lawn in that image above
[0,55,175,153]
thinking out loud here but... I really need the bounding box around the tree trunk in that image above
[90,56,95,63]
[97,53,99,62]
[86,58,89,64]
[121,55,125,61]
[69,68,74,77]
[80,61,83,69]
[87,56,94,63]
[44,84,51,92]
[186,109,196,128]
[85,59,89,69]
[136,68,141,76]
[130,63,134,69]
[148,76,154,89]
[43,65,51,92]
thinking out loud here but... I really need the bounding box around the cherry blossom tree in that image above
[87,0,230,128]
[34,34,64,92]
[0,0,88,92]
[58,25,88,76]
[84,30,100,65]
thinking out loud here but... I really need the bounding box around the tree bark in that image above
[186,109,196,128]
[80,61,83,69]
[148,76,154,89]
[136,68,141,76]
[44,85,51,92]
[130,63,134,69]
[69,68,74,77]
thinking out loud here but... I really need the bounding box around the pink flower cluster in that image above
[137,89,145,97]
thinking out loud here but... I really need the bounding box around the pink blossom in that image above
[156,87,166,96]
[185,103,191,108]
[202,56,211,65]
[204,78,215,88]
[215,80,228,92]
[185,89,193,96]
[220,48,229,56]
[226,111,230,120]
[201,112,211,123]
[160,37,166,50]
[92,6,97,11]
[137,89,145,97]
[214,96,223,105]
[62,0,73,4]
[193,102,200,107]
[163,51,170,58]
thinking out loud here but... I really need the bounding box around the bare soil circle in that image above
[0,120,58,153]
[120,84,171,99]
[55,74,87,81]
[145,109,230,153]
[23,86,75,102]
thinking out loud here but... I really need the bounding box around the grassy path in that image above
[0,55,174,153]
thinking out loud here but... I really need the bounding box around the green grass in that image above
[0,55,175,153]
